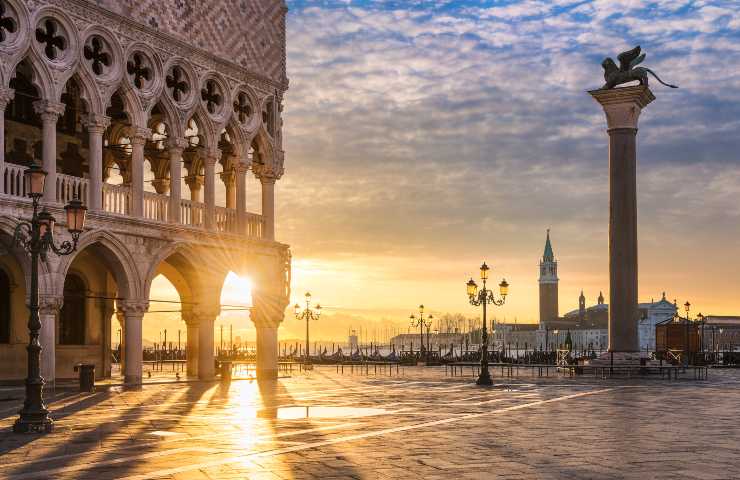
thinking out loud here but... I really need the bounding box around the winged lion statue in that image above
[601,46,678,90]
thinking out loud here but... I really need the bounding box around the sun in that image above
[220,272,253,307]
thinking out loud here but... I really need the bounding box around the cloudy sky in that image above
[146,0,740,344]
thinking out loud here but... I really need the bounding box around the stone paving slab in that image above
[0,367,738,479]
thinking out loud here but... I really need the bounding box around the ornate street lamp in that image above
[294,292,321,369]
[10,163,87,433]
[466,262,508,386]
[409,304,433,363]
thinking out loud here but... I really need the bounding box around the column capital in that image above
[167,138,189,152]
[204,147,221,164]
[33,100,66,121]
[128,127,152,144]
[589,86,655,130]
[83,113,111,134]
[184,175,203,190]
[219,170,236,185]
[118,300,149,316]
[234,162,250,175]
[38,295,63,315]
[151,178,170,194]
[0,87,14,110]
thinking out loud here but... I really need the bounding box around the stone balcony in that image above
[2,162,264,239]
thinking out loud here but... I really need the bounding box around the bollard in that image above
[220,361,232,383]
[74,363,95,393]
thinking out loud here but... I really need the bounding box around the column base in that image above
[256,368,278,380]
[124,375,142,385]
[476,369,493,386]
[13,414,54,434]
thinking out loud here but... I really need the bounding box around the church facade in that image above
[0,0,290,384]
[535,231,676,351]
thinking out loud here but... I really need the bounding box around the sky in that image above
[146,0,740,345]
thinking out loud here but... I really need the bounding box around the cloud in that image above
[277,0,740,324]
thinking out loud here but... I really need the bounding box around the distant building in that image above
[533,231,676,351]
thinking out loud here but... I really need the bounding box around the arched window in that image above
[60,274,86,345]
[0,269,10,344]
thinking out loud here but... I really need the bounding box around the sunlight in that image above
[220,272,253,307]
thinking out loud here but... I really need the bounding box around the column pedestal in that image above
[590,85,654,353]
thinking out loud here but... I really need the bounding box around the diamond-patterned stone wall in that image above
[89,0,287,84]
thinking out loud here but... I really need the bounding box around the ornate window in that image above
[233,93,252,124]
[0,268,10,344]
[60,274,86,345]
[83,36,111,76]
[35,18,66,61]
[126,52,152,90]
[200,80,222,115]
[166,65,189,102]
[0,1,17,44]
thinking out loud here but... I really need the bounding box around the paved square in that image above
[0,368,739,479]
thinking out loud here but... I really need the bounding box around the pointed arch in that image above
[56,229,141,300]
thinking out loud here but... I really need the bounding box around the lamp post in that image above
[294,292,321,370]
[409,305,433,363]
[684,301,691,366]
[466,262,509,386]
[9,163,87,433]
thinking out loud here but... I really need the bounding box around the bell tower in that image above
[539,229,559,325]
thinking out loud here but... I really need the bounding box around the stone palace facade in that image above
[0,0,291,383]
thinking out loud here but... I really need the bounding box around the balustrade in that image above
[56,173,89,205]
[3,163,27,198]
[143,192,169,222]
[102,183,131,215]
[2,163,264,238]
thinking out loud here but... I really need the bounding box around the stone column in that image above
[129,128,151,218]
[260,177,276,241]
[118,301,148,385]
[185,175,203,202]
[251,291,287,380]
[235,162,248,234]
[197,314,216,380]
[182,311,199,377]
[590,85,654,353]
[168,139,187,224]
[0,88,15,195]
[33,101,66,203]
[39,297,62,389]
[83,114,111,211]
[221,170,236,209]
[204,149,219,231]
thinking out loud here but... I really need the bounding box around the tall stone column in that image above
[182,311,199,377]
[197,314,216,380]
[118,301,148,385]
[84,114,111,211]
[168,139,187,224]
[39,297,62,389]
[204,149,219,231]
[590,85,654,353]
[0,88,15,195]
[33,101,66,203]
[235,162,248,234]
[221,170,236,209]
[260,177,276,241]
[129,128,151,218]
[252,291,287,380]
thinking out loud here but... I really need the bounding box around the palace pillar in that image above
[129,128,151,218]
[33,101,66,203]
[168,139,187,224]
[252,291,288,380]
[197,317,215,380]
[119,301,148,385]
[0,88,14,195]
[84,114,111,211]
[590,85,654,353]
